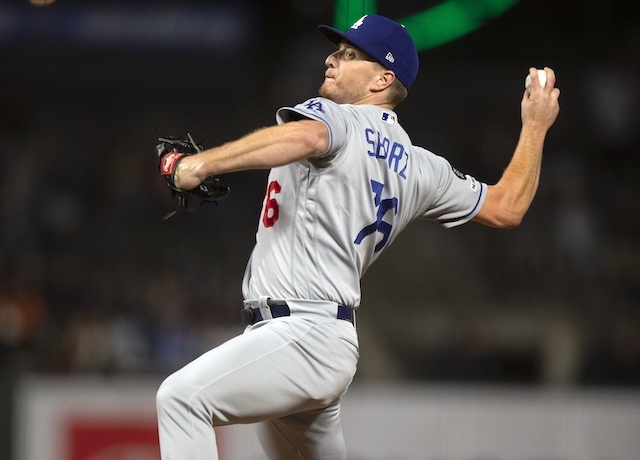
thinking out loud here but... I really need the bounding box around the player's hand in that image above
[521,67,560,132]
[173,154,205,191]
[156,133,230,219]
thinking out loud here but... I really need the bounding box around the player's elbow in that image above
[498,212,524,229]
[475,186,528,229]
[475,209,524,229]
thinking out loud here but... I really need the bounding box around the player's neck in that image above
[353,99,395,110]
[351,92,395,110]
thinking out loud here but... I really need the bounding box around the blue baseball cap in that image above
[319,15,419,90]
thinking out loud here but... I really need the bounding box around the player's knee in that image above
[156,374,184,411]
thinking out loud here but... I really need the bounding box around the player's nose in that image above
[325,51,337,68]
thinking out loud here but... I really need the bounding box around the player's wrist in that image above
[520,121,549,141]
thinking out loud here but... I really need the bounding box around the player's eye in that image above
[344,49,356,60]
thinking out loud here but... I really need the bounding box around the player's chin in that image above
[318,81,337,101]
[318,81,330,97]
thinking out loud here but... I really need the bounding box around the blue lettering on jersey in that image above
[354,180,398,253]
[304,99,325,113]
[364,128,408,179]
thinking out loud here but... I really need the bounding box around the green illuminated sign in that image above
[334,0,521,50]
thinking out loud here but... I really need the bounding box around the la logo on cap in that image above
[351,15,367,29]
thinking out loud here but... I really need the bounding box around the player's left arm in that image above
[173,119,329,191]
[473,67,560,228]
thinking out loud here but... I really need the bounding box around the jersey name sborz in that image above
[364,128,408,179]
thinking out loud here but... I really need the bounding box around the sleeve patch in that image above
[451,165,467,180]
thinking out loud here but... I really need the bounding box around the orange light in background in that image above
[30,0,57,6]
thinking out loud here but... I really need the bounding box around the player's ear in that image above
[372,70,396,92]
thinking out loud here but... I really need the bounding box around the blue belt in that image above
[241,301,354,325]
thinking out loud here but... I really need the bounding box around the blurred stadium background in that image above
[0,0,639,458]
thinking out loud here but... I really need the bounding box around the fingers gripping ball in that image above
[525,69,548,94]
[156,133,230,219]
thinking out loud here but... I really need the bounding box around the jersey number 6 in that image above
[262,180,281,228]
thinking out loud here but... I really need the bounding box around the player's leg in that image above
[256,400,347,460]
[156,317,358,460]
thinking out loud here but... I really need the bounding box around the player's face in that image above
[319,42,384,104]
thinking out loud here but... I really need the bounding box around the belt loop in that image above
[257,296,273,321]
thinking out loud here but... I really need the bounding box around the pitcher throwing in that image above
[155,14,560,460]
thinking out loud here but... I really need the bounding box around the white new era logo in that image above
[385,52,395,63]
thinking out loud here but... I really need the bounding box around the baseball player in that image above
[155,15,560,460]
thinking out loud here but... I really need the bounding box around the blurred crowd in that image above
[0,110,240,376]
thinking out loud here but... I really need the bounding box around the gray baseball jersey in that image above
[242,97,486,307]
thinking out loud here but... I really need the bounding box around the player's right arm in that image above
[173,120,329,191]
[473,67,560,228]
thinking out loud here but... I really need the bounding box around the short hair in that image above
[387,77,409,107]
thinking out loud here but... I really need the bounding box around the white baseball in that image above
[525,69,547,93]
